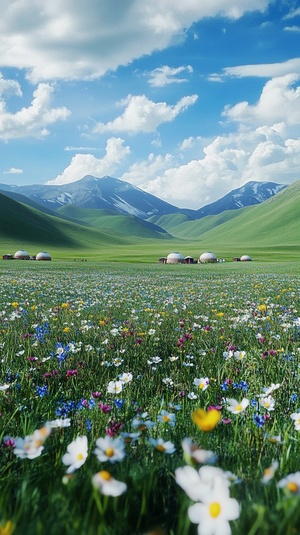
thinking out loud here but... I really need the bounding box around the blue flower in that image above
[36,385,48,397]
[114,399,125,410]
[253,414,265,428]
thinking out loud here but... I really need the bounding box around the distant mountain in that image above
[0,176,286,222]
[191,181,287,219]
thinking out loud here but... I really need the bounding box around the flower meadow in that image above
[1,262,300,534]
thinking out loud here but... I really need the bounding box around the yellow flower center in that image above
[209,502,221,518]
[156,444,166,452]
[287,482,298,493]
[264,402,270,408]
[77,453,84,460]
[105,448,115,458]
[162,415,170,422]
[199,383,204,389]
[236,404,243,411]
[99,470,112,481]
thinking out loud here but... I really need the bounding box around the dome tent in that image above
[199,251,217,264]
[36,251,52,261]
[166,252,184,264]
[14,250,30,260]
[240,255,252,262]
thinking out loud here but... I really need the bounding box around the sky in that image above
[0,0,299,209]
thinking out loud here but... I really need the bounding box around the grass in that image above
[1,261,300,534]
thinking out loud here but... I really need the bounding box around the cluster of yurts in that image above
[4,250,52,261]
[161,252,252,264]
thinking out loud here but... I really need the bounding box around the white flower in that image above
[50,418,71,428]
[182,438,216,465]
[157,409,176,427]
[187,392,198,400]
[188,479,240,535]
[278,472,300,494]
[92,470,127,496]
[262,383,281,396]
[107,380,123,394]
[290,412,300,430]
[13,423,52,460]
[259,395,275,411]
[262,460,279,484]
[94,436,125,463]
[148,438,175,454]
[233,350,246,361]
[118,372,133,384]
[226,398,249,414]
[0,383,10,391]
[193,377,209,392]
[62,436,88,473]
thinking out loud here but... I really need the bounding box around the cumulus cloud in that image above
[0,81,70,140]
[148,65,193,87]
[4,167,23,174]
[0,72,22,97]
[121,75,300,208]
[223,74,300,126]
[93,94,198,134]
[47,137,130,185]
[0,0,271,81]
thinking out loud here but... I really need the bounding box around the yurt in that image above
[36,251,52,261]
[14,250,30,260]
[199,251,217,264]
[240,255,252,262]
[166,252,184,264]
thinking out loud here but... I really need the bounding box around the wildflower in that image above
[262,460,279,484]
[193,377,209,392]
[176,465,232,502]
[49,418,71,428]
[192,408,221,432]
[259,395,275,411]
[114,398,125,410]
[92,470,127,496]
[0,384,10,391]
[188,481,240,535]
[278,472,300,494]
[35,385,48,397]
[162,377,174,386]
[187,392,198,400]
[13,423,51,460]
[182,437,216,465]
[118,372,133,384]
[233,350,246,361]
[0,520,14,535]
[121,431,140,444]
[107,381,123,394]
[262,383,281,396]
[94,436,125,463]
[225,398,249,415]
[157,409,176,427]
[148,438,175,454]
[62,436,88,473]
[264,433,284,444]
[253,414,265,428]
[131,414,155,431]
[290,412,300,430]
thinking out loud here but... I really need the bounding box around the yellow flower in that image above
[258,304,267,314]
[11,302,19,309]
[63,327,70,333]
[0,520,14,535]
[192,408,221,431]
[61,303,69,309]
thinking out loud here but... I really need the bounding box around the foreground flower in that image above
[182,438,216,465]
[148,438,175,454]
[94,436,126,463]
[225,398,249,415]
[175,465,231,502]
[0,520,14,535]
[278,472,300,494]
[62,436,88,473]
[49,418,71,428]
[290,412,300,430]
[157,409,176,427]
[92,470,127,496]
[262,460,279,484]
[13,423,52,460]
[192,408,221,431]
[188,480,240,535]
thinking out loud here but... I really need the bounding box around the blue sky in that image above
[0,0,299,209]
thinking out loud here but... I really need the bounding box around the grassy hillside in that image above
[57,205,171,239]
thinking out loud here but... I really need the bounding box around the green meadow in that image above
[1,261,300,534]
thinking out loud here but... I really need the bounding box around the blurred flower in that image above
[290,412,300,430]
[278,472,300,494]
[157,409,176,427]
[225,398,249,415]
[62,436,88,473]
[92,470,127,496]
[49,418,71,428]
[192,409,221,432]
[262,460,279,484]
[148,438,175,454]
[182,438,216,465]
[0,520,14,535]
[94,436,125,463]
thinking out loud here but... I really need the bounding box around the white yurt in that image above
[14,249,30,260]
[166,252,184,264]
[36,251,52,261]
[199,251,217,264]
[240,255,252,262]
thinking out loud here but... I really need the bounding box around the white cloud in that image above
[148,65,193,87]
[223,58,300,78]
[284,26,300,32]
[0,81,70,140]
[93,94,198,134]
[4,167,23,174]
[223,74,300,126]
[64,146,98,152]
[283,7,300,19]
[0,0,271,81]
[47,137,130,185]
[0,72,22,97]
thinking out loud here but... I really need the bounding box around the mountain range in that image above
[0,175,286,221]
